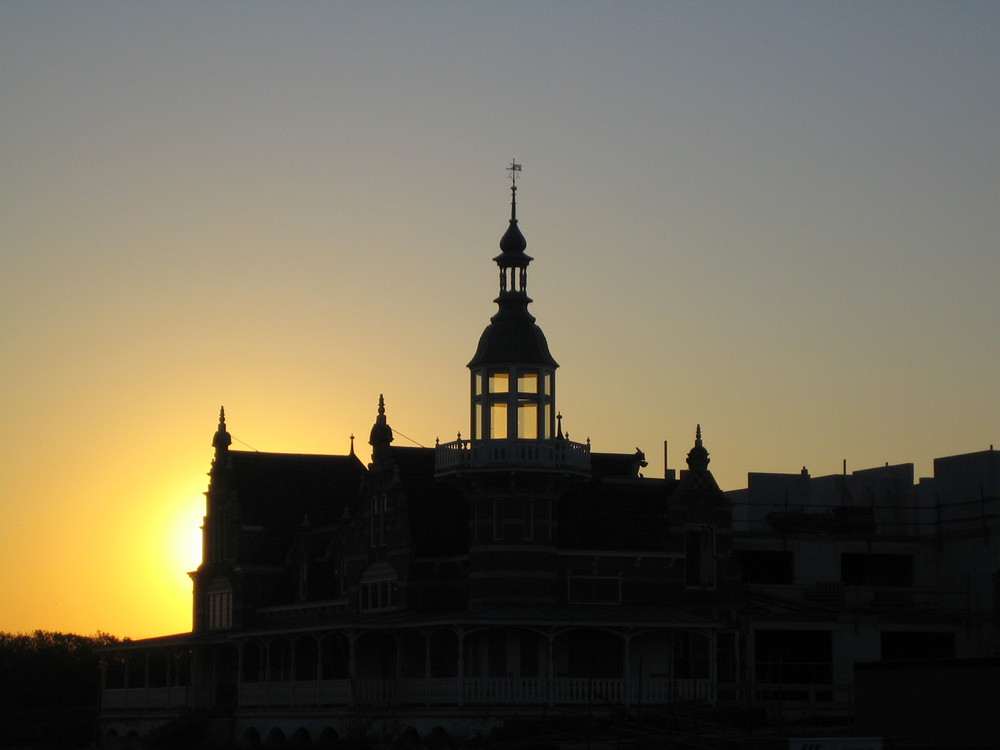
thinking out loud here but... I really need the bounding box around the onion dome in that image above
[212,406,231,452]
[368,394,394,448]
[469,174,557,369]
[686,424,710,471]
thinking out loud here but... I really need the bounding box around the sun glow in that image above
[133,477,206,635]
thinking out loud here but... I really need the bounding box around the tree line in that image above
[0,630,121,748]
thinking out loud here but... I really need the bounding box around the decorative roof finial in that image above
[686,424,710,471]
[508,158,522,186]
[507,159,521,221]
[212,406,231,452]
[369,395,393,442]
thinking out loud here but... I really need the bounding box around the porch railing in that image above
[235,677,714,708]
[101,686,214,711]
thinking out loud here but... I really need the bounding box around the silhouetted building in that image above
[98,179,1000,747]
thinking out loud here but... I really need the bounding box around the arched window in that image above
[359,561,398,612]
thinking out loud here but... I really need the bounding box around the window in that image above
[206,577,233,630]
[490,403,508,439]
[736,550,794,584]
[685,524,716,588]
[517,372,538,393]
[492,499,503,541]
[369,493,389,547]
[881,631,955,661]
[754,630,833,700]
[567,575,621,604]
[841,553,913,586]
[517,400,538,438]
[359,562,398,612]
[489,372,509,393]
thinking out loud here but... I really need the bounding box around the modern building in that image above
[98,177,1000,747]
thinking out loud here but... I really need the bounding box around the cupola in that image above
[468,161,557,442]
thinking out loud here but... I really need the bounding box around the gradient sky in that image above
[2,1,998,639]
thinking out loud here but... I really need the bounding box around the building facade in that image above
[98,179,1000,747]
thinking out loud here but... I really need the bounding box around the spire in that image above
[212,406,231,453]
[469,162,556,369]
[368,394,394,466]
[497,159,529,259]
[686,424,710,471]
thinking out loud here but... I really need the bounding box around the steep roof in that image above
[379,446,468,557]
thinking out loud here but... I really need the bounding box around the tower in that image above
[436,163,590,608]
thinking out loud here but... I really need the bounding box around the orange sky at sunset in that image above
[2,2,998,639]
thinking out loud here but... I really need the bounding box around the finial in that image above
[507,159,521,186]
[507,159,521,220]
[556,412,564,439]
[686,424,710,470]
[378,394,386,416]
[212,405,231,452]
[349,434,355,455]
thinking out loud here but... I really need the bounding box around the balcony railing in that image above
[102,678,713,711]
[101,686,214,711]
[435,438,591,476]
[240,677,712,708]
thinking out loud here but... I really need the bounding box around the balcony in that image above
[435,438,591,476]
[238,676,713,709]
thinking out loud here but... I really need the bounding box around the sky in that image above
[2,1,998,639]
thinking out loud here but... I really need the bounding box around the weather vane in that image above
[508,158,522,186]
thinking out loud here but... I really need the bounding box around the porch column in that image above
[423,629,432,706]
[547,630,556,707]
[315,634,323,705]
[236,641,244,708]
[456,626,464,707]
[622,632,632,707]
[348,631,358,708]
[264,641,271,707]
[708,630,718,702]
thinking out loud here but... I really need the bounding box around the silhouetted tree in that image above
[0,630,120,748]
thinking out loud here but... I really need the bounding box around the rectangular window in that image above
[881,631,955,661]
[736,550,795,584]
[490,403,508,439]
[492,499,503,541]
[489,372,509,393]
[207,591,232,630]
[685,524,716,588]
[473,403,483,440]
[841,553,913,586]
[474,372,483,396]
[517,372,538,393]
[754,629,833,700]
[567,575,622,604]
[517,401,538,439]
